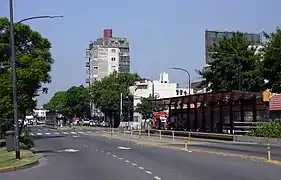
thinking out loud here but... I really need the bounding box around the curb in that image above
[105,134,281,166]
[56,127,75,131]
[0,157,39,173]
[42,125,57,129]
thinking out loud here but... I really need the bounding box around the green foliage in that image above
[20,130,35,149]
[136,95,159,119]
[199,32,264,92]
[44,85,90,118]
[89,72,139,114]
[0,17,53,135]
[247,120,281,138]
[263,28,281,92]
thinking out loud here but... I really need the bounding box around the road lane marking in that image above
[131,163,137,166]
[119,157,123,160]
[86,131,91,133]
[145,171,152,175]
[138,167,144,170]
[63,132,68,134]
[62,149,79,152]
[125,160,130,163]
[37,133,42,135]
[112,155,117,157]
[78,131,84,134]
[54,132,60,135]
[154,176,161,180]
[117,146,131,150]
[107,152,111,155]
[45,132,51,135]
[70,132,77,134]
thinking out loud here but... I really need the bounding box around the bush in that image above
[20,130,34,149]
[247,119,281,138]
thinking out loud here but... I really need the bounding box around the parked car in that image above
[82,119,90,126]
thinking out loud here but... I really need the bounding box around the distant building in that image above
[86,29,131,84]
[33,109,48,118]
[130,72,193,122]
[205,30,261,64]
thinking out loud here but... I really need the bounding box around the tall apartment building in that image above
[205,30,261,64]
[86,29,130,84]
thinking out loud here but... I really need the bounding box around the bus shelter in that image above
[151,91,268,134]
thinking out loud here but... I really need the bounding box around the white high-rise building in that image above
[86,29,130,83]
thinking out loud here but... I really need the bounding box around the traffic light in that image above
[42,87,48,94]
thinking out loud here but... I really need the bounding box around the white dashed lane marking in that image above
[54,132,60,135]
[37,133,42,136]
[63,132,68,134]
[45,132,51,135]
[93,149,162,180]
[70,132,77,134]
[145,171,152,175]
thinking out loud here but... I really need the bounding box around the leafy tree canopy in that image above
[89,72,139,115]
[0,17,53,136]
[263,28,281,92]
[44,85,90,118]
[199,32,264,92]
[136,95,160,119]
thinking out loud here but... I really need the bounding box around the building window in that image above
[111,49,116,53]
[180,90,183,95]
[111,57,116,61]
[94,66,98,69]
[176,90,179,95]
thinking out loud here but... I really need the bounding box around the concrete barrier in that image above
[233,135,281,145]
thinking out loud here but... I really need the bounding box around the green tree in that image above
[136,95,158,119]
[0,17,53,137]
[66,85,90,118]
[44,85,90,118]
[199,32,264,92]
[263,28,281,92]
[89,72,139,127]
[43,91,68,114]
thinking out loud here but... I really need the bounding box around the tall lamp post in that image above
[169,67,191,95]
[9,0,63,159]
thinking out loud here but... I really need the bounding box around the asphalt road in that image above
[0,127,280,180]
[77,127,281,161]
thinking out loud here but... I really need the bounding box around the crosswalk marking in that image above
[27,130,98,137]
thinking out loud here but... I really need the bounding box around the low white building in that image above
[131,72,193,122]
[33,109,48,118]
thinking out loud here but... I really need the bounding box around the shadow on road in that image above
[34,135,65,140]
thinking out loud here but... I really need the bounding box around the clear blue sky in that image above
[0,0,280,107]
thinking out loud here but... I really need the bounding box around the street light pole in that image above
[170,67,191,95]
[9,0,20,159]
[9,0,63,159]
